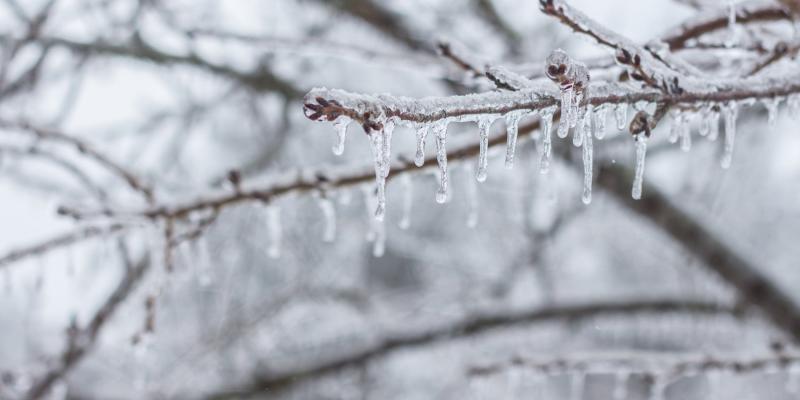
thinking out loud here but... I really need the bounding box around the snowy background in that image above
[1,0,800,399]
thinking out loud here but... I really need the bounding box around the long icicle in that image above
[632,134,648,200]
[435,122,449,204]
[368,129,387,220]
[505,111,526,169]
[581,112,593,204]
[539,108,555,174]
[721,101,739,169]
[476,118,492,182]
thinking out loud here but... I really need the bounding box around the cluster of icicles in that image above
[261,93,800,259]
[476,364,800,400]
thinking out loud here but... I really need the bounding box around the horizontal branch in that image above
[204,299,734,399]
[0,223,128,270]
[469,350,800,379]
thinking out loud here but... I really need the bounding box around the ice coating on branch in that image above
[581,117,593,205]
[398,174,412,230]
[414,126,428,167]
[486,65,535,91]
[615,103,628,131]
[763,98,781,127]
[632,134,648,200]
[721,101,739,169]
[539,107,555,174]
[434,122,449,204]
[318,197,336,242]
[476,117,494,182]
[266,204,281,258]
[505,111,526,169]
[332,117,351,155]
[593,105,607,139]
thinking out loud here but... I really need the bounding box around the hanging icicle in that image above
[318,197,337,243]
[414,125,429,167]
[632,133,648,200]
[615,103,628,131]
[266,204,281,259]
[763,98,782,127]
[505,111,526,169]
[582,114,593,204]
[434,122,449,204]
[332,117,351,155]
[721,101,739,169]
[593,105,608,139]
[539,107,555,174]
[476,117,493,182]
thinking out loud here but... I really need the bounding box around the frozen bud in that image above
[545,49,572,82]
[570,62,590,91]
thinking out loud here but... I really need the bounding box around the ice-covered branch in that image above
[203,299,733,400]
[0,223,129,270]
[469,350,800,385]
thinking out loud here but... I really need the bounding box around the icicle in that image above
[615,103,628,131]
[569,373,585,400]
[414,126,428,167]
[434,122,449,204]
[721,101,739,169]
[539,108,555,174]
[632,134,648,200]
[573,104,588,147]
[318,197,336,242]
[332,117,351,155]
[698,106,712,136]
[398,174,413,230]
[368,125,390,220]
[763,98,782,127]
[373,217,386,257]
[725,0,738,47]
[569,89,584,129]
[381,120,395,179]
[505,111,525,169]
[593,105,607,139]
[465,165,479,228]
[613,371,629,400]
[707,109,721,141]
[668,110,681,144]
[788,95,800,119]
[476,118,492,182]
[558,85,574,138]
[582,116,593,205]
[266,204,281,259]
[679,113,692,152]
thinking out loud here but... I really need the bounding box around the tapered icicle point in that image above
[613,371,629,400]
[764,98,782,127]
[434,123,449,204]
[398,174,413,230]
[505,111,525,169]
[582,120,593,204]
[558,86,574,138]
[266,204,281,258]
[414,126,429,167]
[373,218,386,257]
[332,117,351,155]
[615,103,628,131]
[721,101,739,169]
[632,134,648,200]
[381,121,395,178]
[476,118,492,182]
[593,105,607,139]
[465,165,479,228]
[368,130,388,220]
[539,108,555,174]
[318,197,337,242]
